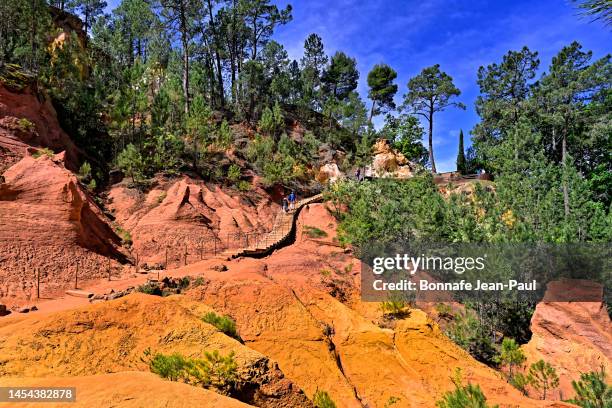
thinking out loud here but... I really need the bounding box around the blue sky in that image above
[105,0,610,172]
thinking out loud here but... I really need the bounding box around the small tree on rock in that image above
[528,359,559,400]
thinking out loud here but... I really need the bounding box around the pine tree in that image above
[367,63,398,123]
[403,64,465,173]
[456,129,467,174]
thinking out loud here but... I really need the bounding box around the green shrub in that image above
[381,294,409,318]
[217,120,233,149]
[79,161,92,180]
[313,390,336,408]
[32,147,54,158]
[157,192,167,204]
[566,366,612,408]
[115,226,132,246]
[227,164,241,183]
[87,179,97,191]
[137,282,162,296]
[202,312,241,341]
[436,368,498,408]
[149,352,189,381]
[237,180,252,192]
[258,102,284,137]
[320,269,331,277]
[304,225,328,238]
[146,350,238,393]
[193,277,206,287]
[17,118,35,132]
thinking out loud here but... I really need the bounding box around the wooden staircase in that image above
[232,193,324,258]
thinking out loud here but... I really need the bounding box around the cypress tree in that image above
[456,129,467,174]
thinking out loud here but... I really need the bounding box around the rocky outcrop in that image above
[316,163,344,184]
[523,280,612,400]
[0,82,80,172]
[0,293,312,408]
[369,138,418,179]
[0,153,126,301]
[106,176,278,266]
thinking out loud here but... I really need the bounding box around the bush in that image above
[381,294,410,318]
[258,102,284,137]
[137,282,162,296]
[313,390,336,408]
[304,225,328,238]
[202,312,241,341]
[17,118,35,132]
[227,164,241,184]
[78,161,92,181]
[566,366,612,408]
[32,147,54,158]
[146,350,238,393]
[149,352,189,381]
[115,225,132,246]
[237,180,252,192]
[436,368,498,408]
[217,120,233,149]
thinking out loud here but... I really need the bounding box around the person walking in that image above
[288,191,296,211]
[355,168,361,182]
[282,195,289,212]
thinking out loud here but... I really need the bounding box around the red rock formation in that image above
[0,153,127,302]
[0,83,80,172]
[106,176,278,266]
[523,280,611,400]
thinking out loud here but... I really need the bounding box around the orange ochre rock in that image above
[522,280,611,401]
[0,153,127,301]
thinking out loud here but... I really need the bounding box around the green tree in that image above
[527,359,560,400]
[381,114,428,165]
[367,63,398,123]
[567,366,612,408]
[534,41,610,217]
[0,0,52,71]
[300,33,327,109]
[117,143,145,183]
[472,46,539,163]
[493,338,526,381]
[403,64,465,173]
[70,0,108,33]
[456,130,467,174]
[322,51,359,100]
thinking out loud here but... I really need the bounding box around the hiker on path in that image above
[355,168,361,182]
[282,195,289,212]
[288,191,296,211]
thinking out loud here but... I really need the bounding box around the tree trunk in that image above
[179,2,190,115]
[207,0,225,108]
[368,100,376,125]
[562,127,570,217]
[428,106,436,173]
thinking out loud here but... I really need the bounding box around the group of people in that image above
[282,191,296,212]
